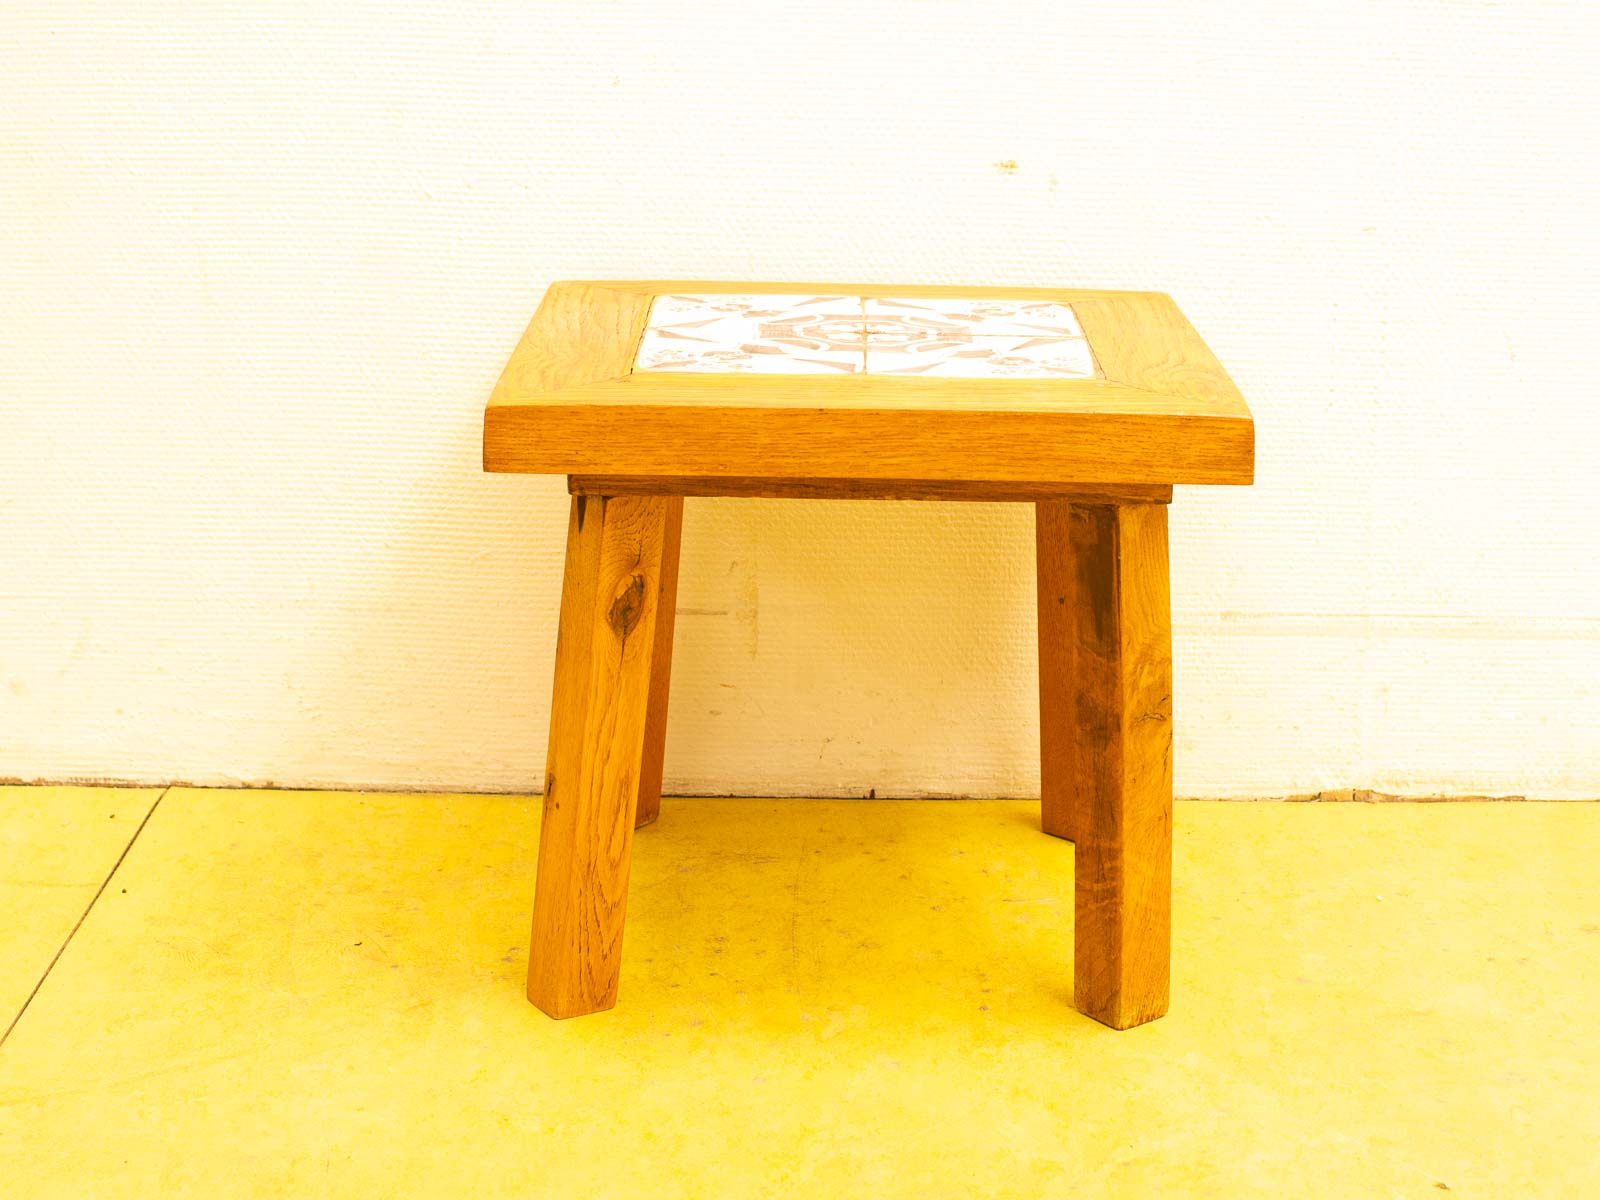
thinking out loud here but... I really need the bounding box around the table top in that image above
[636,292,1096,378]
[484,281,1253,486]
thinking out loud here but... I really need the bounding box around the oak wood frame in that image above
[528,493,674,1018]
[530,486,1176,1030]
[501,280,1246,1031]
[484,281,1254,486]
[1037,500,1173,1028]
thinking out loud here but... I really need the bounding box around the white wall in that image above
[4,1,1598,799]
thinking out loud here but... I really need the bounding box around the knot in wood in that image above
[608,574,648,638]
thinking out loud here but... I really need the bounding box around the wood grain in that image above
[571,475,1171,504]
[633,496,683,828]
[1035,501,1079,841]
[482,281,1254,487]
[488,283,651,403]
[494,282,1226,1028]
[527,493,671,1018]
[537,372,1237,417]
[1059,501,1173,1030]
[574,279,1188,301]
[1072,293,1246,410]
[488,402,1250,485]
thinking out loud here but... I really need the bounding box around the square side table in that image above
[484,281,1253,1029]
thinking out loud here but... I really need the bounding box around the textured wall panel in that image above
[2,2,1597,797]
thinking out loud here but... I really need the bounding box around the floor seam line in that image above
[0,785,171,1050]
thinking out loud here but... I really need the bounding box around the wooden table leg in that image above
[1036,501,1081,842]
[634,496,683,828]
[1039,499,1173,1029]
[528,493,674,1019]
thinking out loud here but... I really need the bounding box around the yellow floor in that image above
[0,786,162,1025]
[1,790,1596,1197]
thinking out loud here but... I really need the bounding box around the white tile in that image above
[638,296,865,374]
[736,312,867,359]
[733,351,865,374]
[636,312,751,349]
[647,294,861,327]
[636,322,862,374]
[634,293,1089,377]
[865,297,1082,338]
[981,334,1096,376]
[865,334,1096,378]
[859,314,977,350]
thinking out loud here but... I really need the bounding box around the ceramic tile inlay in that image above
[634,294,1094,378]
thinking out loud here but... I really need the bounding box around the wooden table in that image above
[484,281,1254,1029]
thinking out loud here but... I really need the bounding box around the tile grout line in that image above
[0,785,172,1049]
